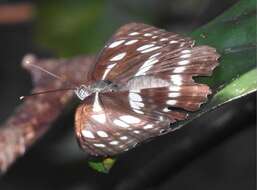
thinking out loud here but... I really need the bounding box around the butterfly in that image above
[72,23,220,157]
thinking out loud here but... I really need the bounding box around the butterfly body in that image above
[74,23,220,156]
[74,80,117,100]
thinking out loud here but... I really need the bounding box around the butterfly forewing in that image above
[92,23,195,83]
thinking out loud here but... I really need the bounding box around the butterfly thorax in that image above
[75,80,117,100]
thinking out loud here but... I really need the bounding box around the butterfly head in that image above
[75,85,92,101]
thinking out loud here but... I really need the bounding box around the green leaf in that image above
[88,157,116,174]
[172,0,256,129]
[190,0,256,106]
[191,0,256,87]
[210,68,257,108]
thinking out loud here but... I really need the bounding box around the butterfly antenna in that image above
[22,54,78,88]
[19,87,76,100]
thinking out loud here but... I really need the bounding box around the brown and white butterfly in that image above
[72,23,220,156]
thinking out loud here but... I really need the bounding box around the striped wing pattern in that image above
[93,23,194,83]
[75,92,170,156]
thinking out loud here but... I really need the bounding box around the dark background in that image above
[0,0,255,190]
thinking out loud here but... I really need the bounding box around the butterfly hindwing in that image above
[75,79,212,156]
[75,92,172,156]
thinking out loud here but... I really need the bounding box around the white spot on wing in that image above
[120,115,141,124]
[130,101,144,109]
[181,50,191,54]
[180,54,191,59]
[129,32,139,36]
[107,63,117,69]
[92,93,102,112]
[178,60,190,65]
[135,65,151,76]
[133,130,140,134]
[180,42,186,47]
[120,136,128,140]
[144,33,152,37]
[168,92,181,97]
[170,40,178,44]
[134,57,158,76]
[143,124,153,129]
[137,44,154,51]
[108,40,125,48]
[114,119,130,128]
[110,141,119,145]
[160,38,168,41]
[173,67,186,73]
[94,143,106,147]
[129,91,145,114]
[125,39,138,45]
[129,92,142,102]
[97,130,108,138]
[143,58,159,67]
[170,75,183,85]
[92,114,106,124]
[134,109,144,114]
[169,86,181,91]
[82,130,95,139]
[162,107,170,112]
[149,52,161,59]
[166,100,178,105]
[141,46,161,53]
[102,63,116,79]
[110,52,126,61]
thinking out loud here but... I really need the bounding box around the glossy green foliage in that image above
[191,0,256,110]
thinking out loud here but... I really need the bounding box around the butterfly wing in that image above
[75,23,220,156]
[92,23,195,83]
[75,78,211,156]
[75,91,180,156]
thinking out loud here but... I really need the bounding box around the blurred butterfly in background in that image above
[24,23,220,156]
